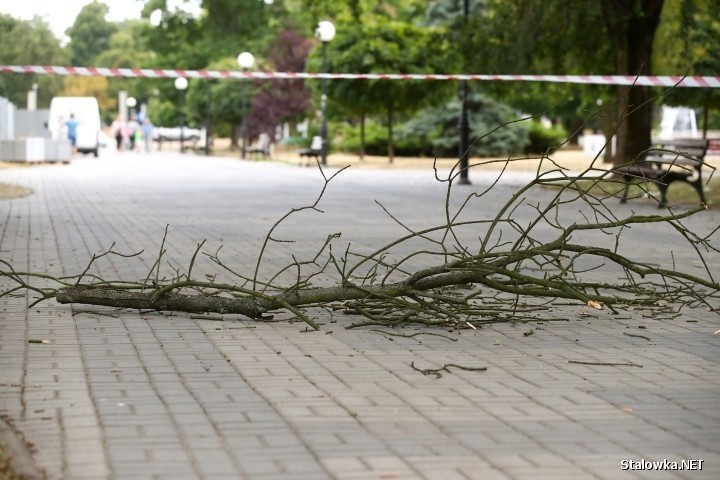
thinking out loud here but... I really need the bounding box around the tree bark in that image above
[231,124,240,149]
[360,111,366,160]
[387,102,395,164]
[601,0,665,164]
[56,287,265,318]
[702,94,709,139]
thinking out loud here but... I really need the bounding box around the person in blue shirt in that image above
[65,113,79,156]
[141,118,154,153]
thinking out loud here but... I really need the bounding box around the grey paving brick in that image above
[1,152,718,480]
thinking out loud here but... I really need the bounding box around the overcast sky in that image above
[0,0,202,45]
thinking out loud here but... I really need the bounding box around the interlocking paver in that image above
[1,151,719,479]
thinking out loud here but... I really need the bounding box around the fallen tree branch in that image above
[2,108,719,330]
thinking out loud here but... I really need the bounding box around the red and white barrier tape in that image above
[1,65,718,88]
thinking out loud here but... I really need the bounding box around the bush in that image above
[523,121,568,154]
[336,121,387,155]
[282,136,309,147]
[334,121,436,157]
[399,92,529,157]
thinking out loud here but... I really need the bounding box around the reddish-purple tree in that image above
[247,27,313,141]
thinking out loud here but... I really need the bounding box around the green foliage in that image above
[336,121,384,155]
[334,119,430,157]
[309,21,455,117]
[146,97,179,127]
[523,121,568,154]
[656,0,720,126]
[139,2,207,70]
[400,92,529,157]
[196,0,272,60]
[422,0,484,27]
[299,0,429,27]
[62,76,115,121]
[93,24,154,68]
[93,22,158,117]
[0,15,68,107]
[65,1,118,67]
[306,20,456,159]
[187,57,247,127]
[453,0,671,163]
[2,0,716,158]
[564,177,720,207]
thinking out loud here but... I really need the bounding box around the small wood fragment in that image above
[568,360,642,368]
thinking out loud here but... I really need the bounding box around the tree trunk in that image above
[231,124,240,149]
[600,109,616,163]
[601,0,665,164]
[387,102,394,164]
[360,112,366,160]
[702,95,709,139]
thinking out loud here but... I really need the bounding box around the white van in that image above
[48,96,101,157]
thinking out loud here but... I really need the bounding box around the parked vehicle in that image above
[153,126,202,142]
[47,97,102,157]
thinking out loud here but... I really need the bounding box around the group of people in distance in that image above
[110,114,154,153]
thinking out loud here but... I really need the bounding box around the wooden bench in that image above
[299,136,323,164]
[614,138,709,207]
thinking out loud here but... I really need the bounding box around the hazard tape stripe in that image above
[1,65,718,87]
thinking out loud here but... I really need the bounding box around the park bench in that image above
[247,132,271,159]
[299,136,323,164]
[614,138,709,207]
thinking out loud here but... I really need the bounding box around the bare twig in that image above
[410,361,488,378]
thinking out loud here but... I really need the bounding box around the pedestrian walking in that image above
[142,118,154,153]
[127,115,140,152]
[110,116,126,151]
[65,113,79,156]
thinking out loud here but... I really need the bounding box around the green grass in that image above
[552,176,720,208]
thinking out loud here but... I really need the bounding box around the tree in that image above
[66,1,118,67]
[139,0,207,70]
[0,15,68,107]
[246,26,314,140]
[198,0,272,59]
[307,21,456,162]
[93,22,159,122]
[62,76,114,115]
[185,57,247,147]
[600,0,665,164]
[400,92,529,157]
[655,0,720,136]
[459,0,668,164]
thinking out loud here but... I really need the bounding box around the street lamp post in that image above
[458,0,471,185]
[126,96,138,151]
[237,52,255,159]
[316,20,335,166]
[205,81,213,157]
[174,77,188,153]
[126,96,137,119]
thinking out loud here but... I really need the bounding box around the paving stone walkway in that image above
[0,151,718,479]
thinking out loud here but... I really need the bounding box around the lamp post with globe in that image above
[315,21,335,166]
[174,77,188,153]
[237,52,255,159]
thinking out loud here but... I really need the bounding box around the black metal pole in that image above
[205,81,212,156]
[241,69,249,159]
[457,0,471,185]
[179,90,185,154]
[320,42,329,166]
